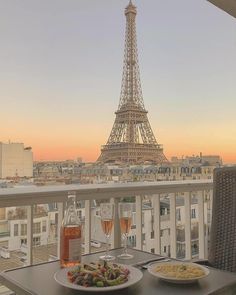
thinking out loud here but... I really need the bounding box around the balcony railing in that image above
[0,179,213,267]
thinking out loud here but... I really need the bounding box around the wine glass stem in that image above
[105,235,109,257]
[124,233,128,255]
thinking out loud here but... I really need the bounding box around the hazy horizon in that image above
[0,0,235,164]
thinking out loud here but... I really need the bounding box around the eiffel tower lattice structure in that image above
[98,1,168,164]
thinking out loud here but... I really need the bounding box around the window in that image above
[151,230,154,239]
[160,230,164,237]
[142,233,145,241]
[151,248,155,253]
[14,224,19,236]
[128,236,135,247]
[192,243,198,254]
[77,210,82,220]
[42,220,47,232]
[191,209,196,219]
[33,222,41,234]
[164,246,166,253]
[21,238,27,245]
[176,209,181,221]
[142,212,145,227]
[33,237,41,246]
[21,224,27,236]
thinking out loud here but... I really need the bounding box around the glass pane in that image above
[0,206,27,271]
[32,204,58,264]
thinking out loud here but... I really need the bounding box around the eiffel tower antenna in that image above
[97,1,168,164]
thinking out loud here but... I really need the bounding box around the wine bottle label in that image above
[69,238,81,261]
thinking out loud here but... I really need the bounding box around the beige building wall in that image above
[24,149,33,177]
[0,143,33,178]
[0,208,6,220]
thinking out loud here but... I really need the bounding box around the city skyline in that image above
[0,0,236,163]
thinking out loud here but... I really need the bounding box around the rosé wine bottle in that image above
[60,192,82,268]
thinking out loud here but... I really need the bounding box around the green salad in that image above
[67,261,130,288]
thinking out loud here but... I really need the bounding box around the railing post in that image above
[57,202,64,258]
[110,198,121,249]
[198,191,205,259]
[135,195,142,250]
[185,192,191,260]
[27,205,33,265]
[84,200,91,254]
[152,194,160,254]
[170,193,177,258]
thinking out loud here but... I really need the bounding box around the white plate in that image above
[54,263,143,292]
[148,261,209,284]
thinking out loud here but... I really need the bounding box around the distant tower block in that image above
[98,1,168,164]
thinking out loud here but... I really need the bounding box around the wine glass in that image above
[99,203,115,261]
[118,203,134,259]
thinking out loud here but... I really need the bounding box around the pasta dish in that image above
[154,263,206,279]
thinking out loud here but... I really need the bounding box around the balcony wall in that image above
[0,180,213,269]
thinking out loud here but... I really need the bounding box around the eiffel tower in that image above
[98,1,168,164]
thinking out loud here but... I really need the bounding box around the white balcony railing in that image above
[0,180,213,267]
